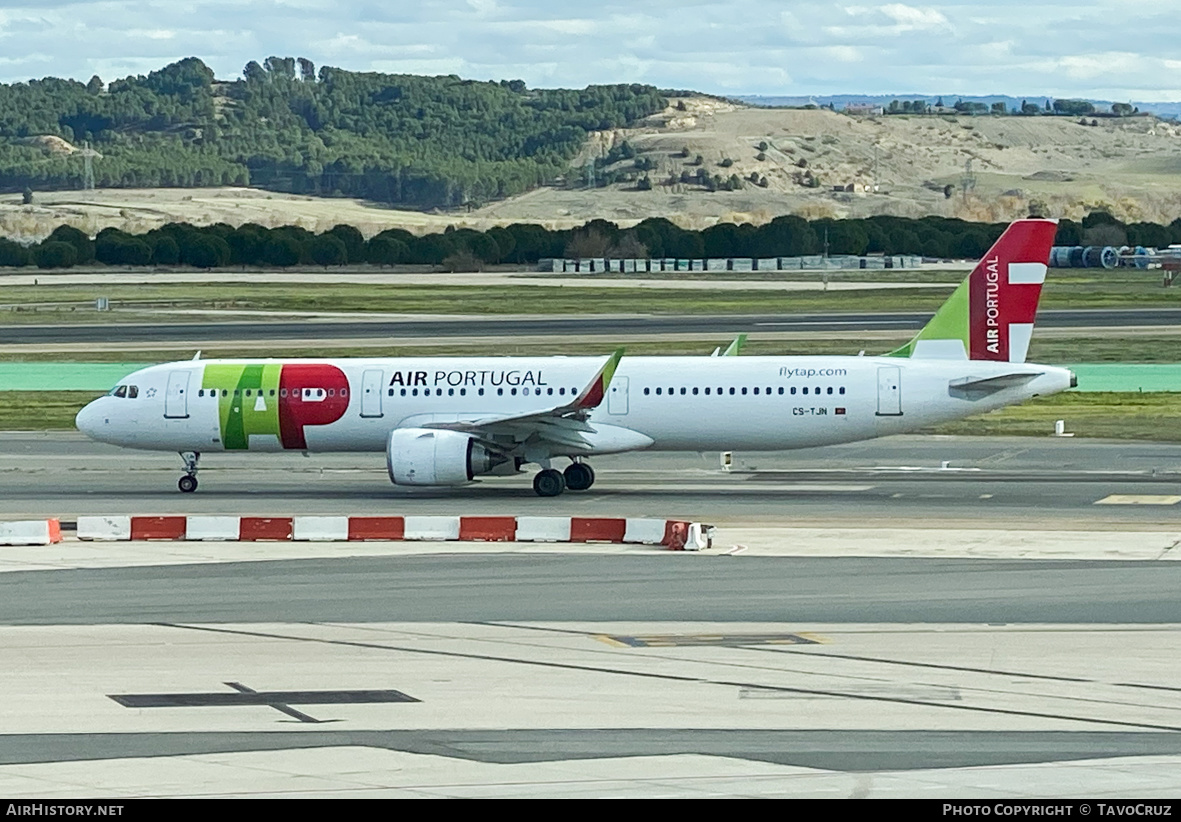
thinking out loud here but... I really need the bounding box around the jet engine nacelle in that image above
[386,427,505,486]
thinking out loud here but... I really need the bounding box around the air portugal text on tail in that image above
[889,218,1058,364]
[74,218,1076,498]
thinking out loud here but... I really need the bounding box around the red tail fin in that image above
[968,218,1057,362]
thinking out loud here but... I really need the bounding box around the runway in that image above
[3,432,1180,527]
[3,432,1181,797]
[4,307,1181,346]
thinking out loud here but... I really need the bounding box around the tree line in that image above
[0,212,1169,271]
[0,57,667,208]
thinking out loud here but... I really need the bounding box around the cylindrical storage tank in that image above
[1081,246,1103,267]
[1100,246,1119,269]
[1068,246,1085,267]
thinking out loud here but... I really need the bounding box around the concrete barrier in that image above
[185,516,242,541]
[403,516,461,541]
[0,519,62,546]
[624,518,668,545]
[77,516,131,541]
[515,516,572,542]
[293,516,350,541]
[55,514,713,550]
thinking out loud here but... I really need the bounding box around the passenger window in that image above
[753,387,759,395]
[341,389,347,397]
[412,389,419,396]
[198,389,205,398]
[559,388,566,396]
[692,387,698,395]
[802,387,808,395]
[478,388,484,396]
[521,388,528,396]
[233,389,240,396]
[791,387,797,395]
[655,387,662,395]
[327,389,334,397]
[449,388,455,396]
[839,387,846,395]
[460,388,466,396]
[680,387,686,395]
[497,388,503,396]
[704,387,710,395]
[729,387,735,395]
[778,387,784,395]
[644,387,650,395]
[827,387,833,395]
[814,386,820,394]
[547,388,553,395]
[222,389,229,397]
[388,389,394,396]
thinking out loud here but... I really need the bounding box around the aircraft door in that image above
[360,369,384,418]
[164,370,191,419]
[876,366,902,416]
[607,376,629,415]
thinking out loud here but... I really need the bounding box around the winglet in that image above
[572,348,624,410]
[721,334,747,356]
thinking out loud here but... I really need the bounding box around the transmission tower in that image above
[960,158,976,203]
[78,141,103,190]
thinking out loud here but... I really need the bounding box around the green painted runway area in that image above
[1067,364,1181,392]
[0,363,149,391]
[0,362,1179,393]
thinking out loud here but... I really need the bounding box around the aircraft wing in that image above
[423,349,624,448]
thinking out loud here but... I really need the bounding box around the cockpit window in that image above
[112,385,127,398]
[108,384,139,399]
[127,385,138,399]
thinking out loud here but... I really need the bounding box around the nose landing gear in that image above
[178,451,200,493]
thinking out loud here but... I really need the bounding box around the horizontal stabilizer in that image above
[948,372,1041,398]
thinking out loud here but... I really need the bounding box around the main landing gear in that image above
[532,461,596,497]
[178,451,200,493]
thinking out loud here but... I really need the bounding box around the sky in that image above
[0,1,1178,100]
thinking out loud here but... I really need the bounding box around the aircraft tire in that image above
[178,475,198,493]
[533,468,566,497]
[564,462,595,491]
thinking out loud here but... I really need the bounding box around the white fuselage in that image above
[76,355,1074,456]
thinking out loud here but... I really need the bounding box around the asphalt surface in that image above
[5,307,1181,345]
[1,554,1178,625]
[3,433,1180,526]
[3,432,1180,792]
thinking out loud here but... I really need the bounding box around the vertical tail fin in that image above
[889,218,1057,363]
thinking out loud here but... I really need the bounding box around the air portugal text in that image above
[389,369,548,388]
[985,255,1001,355]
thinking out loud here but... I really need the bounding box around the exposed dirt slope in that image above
[5,97,1181,240]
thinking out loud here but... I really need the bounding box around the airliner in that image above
[75,219,1074,497]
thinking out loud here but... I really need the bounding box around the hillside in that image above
[5,79,1181,239]
[0,57,666,209]
[471,97,1181,228]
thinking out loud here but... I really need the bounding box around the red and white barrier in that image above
[71,515,712,550]
[0,519,62,546]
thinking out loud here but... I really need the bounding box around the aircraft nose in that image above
[75,400,103,439]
